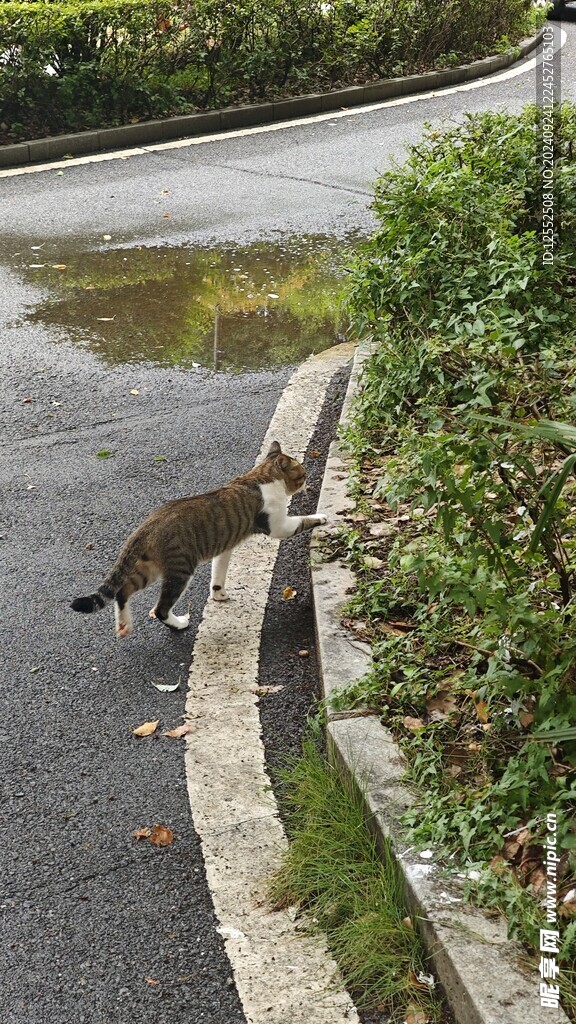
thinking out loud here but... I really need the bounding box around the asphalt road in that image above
[1,16,576,1024]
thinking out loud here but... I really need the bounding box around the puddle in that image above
[17,236,356,372]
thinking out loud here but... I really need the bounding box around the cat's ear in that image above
[265,440,282,459]
[276,453,291,472]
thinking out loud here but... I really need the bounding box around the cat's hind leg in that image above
[153,572,191,630]
[211,549,233,601]
[115,560,159,637]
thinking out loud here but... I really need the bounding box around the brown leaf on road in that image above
[132,720,159,737]
[249,684,284,696]
[133,827,152,840]
[150,824,174,847]
[163,722,194,738]
[282,586,297,600]
[51,264,67,270]
[144,977,160,985]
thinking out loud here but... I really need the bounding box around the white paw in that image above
[211,588,229,602]
[316,514,328,525]
[116,620,132,638]
[166,612,190,630]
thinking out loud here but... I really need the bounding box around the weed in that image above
[269,739,446,1020]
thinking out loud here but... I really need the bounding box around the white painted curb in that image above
[310,345,570,1024]
[183,342,361,1024]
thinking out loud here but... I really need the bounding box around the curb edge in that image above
[310,343,569,1024]
[0,29,544,169]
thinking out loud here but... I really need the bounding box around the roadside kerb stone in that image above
[0,29,544,168]
[310,343,569,1024]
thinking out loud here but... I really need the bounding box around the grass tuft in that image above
[269,739,446,1021]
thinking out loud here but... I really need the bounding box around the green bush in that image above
[0,0,540,142]
[342,103,576,963]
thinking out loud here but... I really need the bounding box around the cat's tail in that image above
[70,544,140,614]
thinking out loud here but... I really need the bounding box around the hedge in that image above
[0,0,540,143]
[341,102,576,971]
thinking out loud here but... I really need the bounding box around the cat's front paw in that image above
[315,514,328,526]
[211,588,229,602]
[167,612,190,630]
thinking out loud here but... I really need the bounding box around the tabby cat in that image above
[70,441,326,637]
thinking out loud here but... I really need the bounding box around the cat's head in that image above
[264,440,307,494]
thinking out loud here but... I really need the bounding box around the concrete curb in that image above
[310,343,569,1024]
[0,30,543,169]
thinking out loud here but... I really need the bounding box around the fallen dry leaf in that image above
[298,649,309,657]
[474,700,489,724]
[132,720,159,737]
[22,397,33,404]
[130,388,139,395]
[282,586,297,600]
[144,977,160,985]
[163,723,194,738]
[519,711,535,728]
[503,839,521,861]
[559,900,576,919]
[368,522,393,538]
[309,449,321,458]
[405,1007,429,1024]
[133,827,152,840]
[403,716,425,731]
[86,542,94,550]
[249,684,284,696]
[379,623,408,637]
[408,970,432,992]
[362,555,384,569]
[51,264,67,270]
[529,867,547,895]
[426,690,458,721]
[149,824,174,847]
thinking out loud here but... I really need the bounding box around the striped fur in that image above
[70,441,327,637]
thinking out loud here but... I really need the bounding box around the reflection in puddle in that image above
[21,237,355,372]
